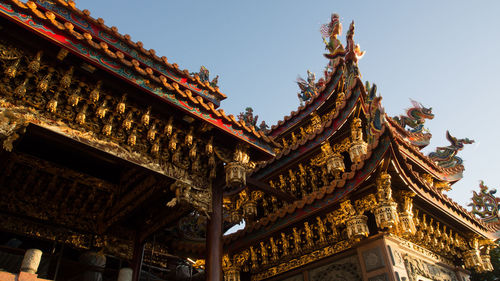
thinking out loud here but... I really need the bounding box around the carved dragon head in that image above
[447,130,474,149]
[408,100,434,121]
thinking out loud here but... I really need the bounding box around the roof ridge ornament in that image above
[393,99,434,148]
[428,130,474,168]
[296,70,320,105]
[468,180,500,223]
[393,99,434,133]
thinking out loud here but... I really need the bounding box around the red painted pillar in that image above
[131,238,144,281]
[206,184,223,281]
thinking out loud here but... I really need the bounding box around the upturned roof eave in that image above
[0,0,277,157]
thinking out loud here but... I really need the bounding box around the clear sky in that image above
[77,0,500,209]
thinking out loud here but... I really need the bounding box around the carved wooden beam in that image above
[104,175,159,229]
[246,177,296,203]
[137,205,190,242]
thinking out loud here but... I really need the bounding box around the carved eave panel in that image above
[225,129,389,252]
[389,145,495,239]
[387,119,463,183]
[269,60,345,139]
[254,76,365,180]
[0,0,276,157]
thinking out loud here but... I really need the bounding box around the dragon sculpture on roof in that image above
[428,131,474,168]
[393,100,434,134]
[468,181,500,223]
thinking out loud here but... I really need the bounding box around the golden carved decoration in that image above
[0,42,219,193]
[374,172,399,231]
[349,117,367,163]
[251,240,351,281]
[398,191,416,236]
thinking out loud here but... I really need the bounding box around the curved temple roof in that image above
[0,0,276,157]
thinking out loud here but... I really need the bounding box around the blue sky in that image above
[78,0,500,209]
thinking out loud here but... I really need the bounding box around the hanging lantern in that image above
[224,266,240,281]
[326,152,345,174]
[243,200,258,219]
[374,202,399,230]
[346,215,369,241]
[349,117,367,163]
[481,254,494,272]
[225,162,247,188]
[398,212,416,236]
[463,249,482,270]
[349,140,367,163]
[230,209,242,224]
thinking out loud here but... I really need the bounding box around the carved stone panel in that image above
[362,246,385,272]
[281,274,303,281]
[308,255,361,281]
[403,254,458,281]
[368,273,388,281]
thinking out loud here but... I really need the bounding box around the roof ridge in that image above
[4,0,276,152]
[225,129,387,243]
[399,156,493,233]
[386,117,465,178]
[252,75,364,176]
[269,58,344,137]
[35,0,227,104]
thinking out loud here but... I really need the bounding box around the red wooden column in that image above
[131,237,145,281]
[206,183,223,281]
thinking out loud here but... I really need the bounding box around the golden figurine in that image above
[185,126,194,146]
[14,78,28,97]
[96,100,108,119]
[75,104,88,124]
[37,72,52,93]
[116,94,127,114]
[169,133,178,151]
[279,174,287,192]
[68,86,81,107]
[260,241,269,265]
[165,116,174,136]
[282,138,288,150]
[304,222,315,249]
[127,129,137,146]
[141,107,151,127]
[102,116,113,136]
[28,51,43,73]
[89,81,102,103]
[205,136,214,154]
[291,132,298,146]
[280,232,290,257]
[308,166,318,192]
[350,117,363,142]
[61,66,74,88]
[299,127,307,140]
[316,217,327,244]
[46,93,59,113]
[147,122,157,142]
[376,172,392,203]
[189,142,197,159]
[5,58,20,79]
[292,227,302,254]
[326,212,339,241]
[122,111,133,130]
[250,246,258,270]
[298,164,307,188]
[269,237,279,262]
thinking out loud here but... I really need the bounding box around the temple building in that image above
[0,1,498,281]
